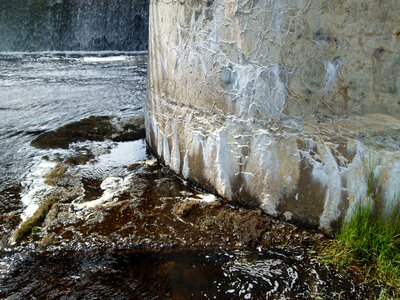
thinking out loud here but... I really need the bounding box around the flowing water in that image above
[0,52,147,191]
[0,52,378,299]
[0,0,148,51]
[0,0,379,292]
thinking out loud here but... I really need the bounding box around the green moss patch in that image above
[12,194,59,244]
[44,163,68,186]
[12,188,81,244]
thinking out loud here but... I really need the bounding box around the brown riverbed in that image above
[0,116,381,299]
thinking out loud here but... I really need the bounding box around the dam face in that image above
[0,0,149,51]
[146,0,400,230]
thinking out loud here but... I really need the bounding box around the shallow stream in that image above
[0,53,377,299]
[0,52,146,191]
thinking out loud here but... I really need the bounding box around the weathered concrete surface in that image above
[146,0,400,230]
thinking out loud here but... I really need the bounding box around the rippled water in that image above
[0,52,147,190]
[0,53,375,299]
[0,249,333,299]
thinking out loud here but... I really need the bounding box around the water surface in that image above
[0,53,376,299]
[0,52,147,191]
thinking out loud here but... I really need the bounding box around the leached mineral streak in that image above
[146,0,400,230]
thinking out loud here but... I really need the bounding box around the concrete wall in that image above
[146,0,400,230]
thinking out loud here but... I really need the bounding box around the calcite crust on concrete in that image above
[147,0,400,230]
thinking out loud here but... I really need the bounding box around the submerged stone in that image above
[173,199,200,217]
[31,115,145,149]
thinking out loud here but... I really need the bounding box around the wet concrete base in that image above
[0,115,381,299]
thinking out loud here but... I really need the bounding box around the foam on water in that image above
[10,139,148,244]
[19,156,59,221]
[83,56,129,63]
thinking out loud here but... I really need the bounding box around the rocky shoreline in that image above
[0,115,381,299]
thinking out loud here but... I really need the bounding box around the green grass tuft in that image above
[321,196,400,297]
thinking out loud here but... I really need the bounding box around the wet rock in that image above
[65,152,95,165]
[0,186,24,247]
[31,116,113,149]
[44,163,69,187]
[12,194,59,243]
[137,160,160,176]
[173,199,200,217]
[31,115,145,149]
[111,115,146,142]
[215,210,268,247]
[202,200,222,208]
[3,126,382,298]
[82,178,103,201]
[126,162,142,171]
[3,213,19,220]
[12,187,82,244]
[44,199,88,229]
[124,175,150,197]
[154,178,182,197]
[10,138,324,252]
[76,176,142,209]
[39,232,57,248]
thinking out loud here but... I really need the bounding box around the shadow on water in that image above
[0,247,373,299]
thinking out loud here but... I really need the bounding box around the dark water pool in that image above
[0,247,372,299]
